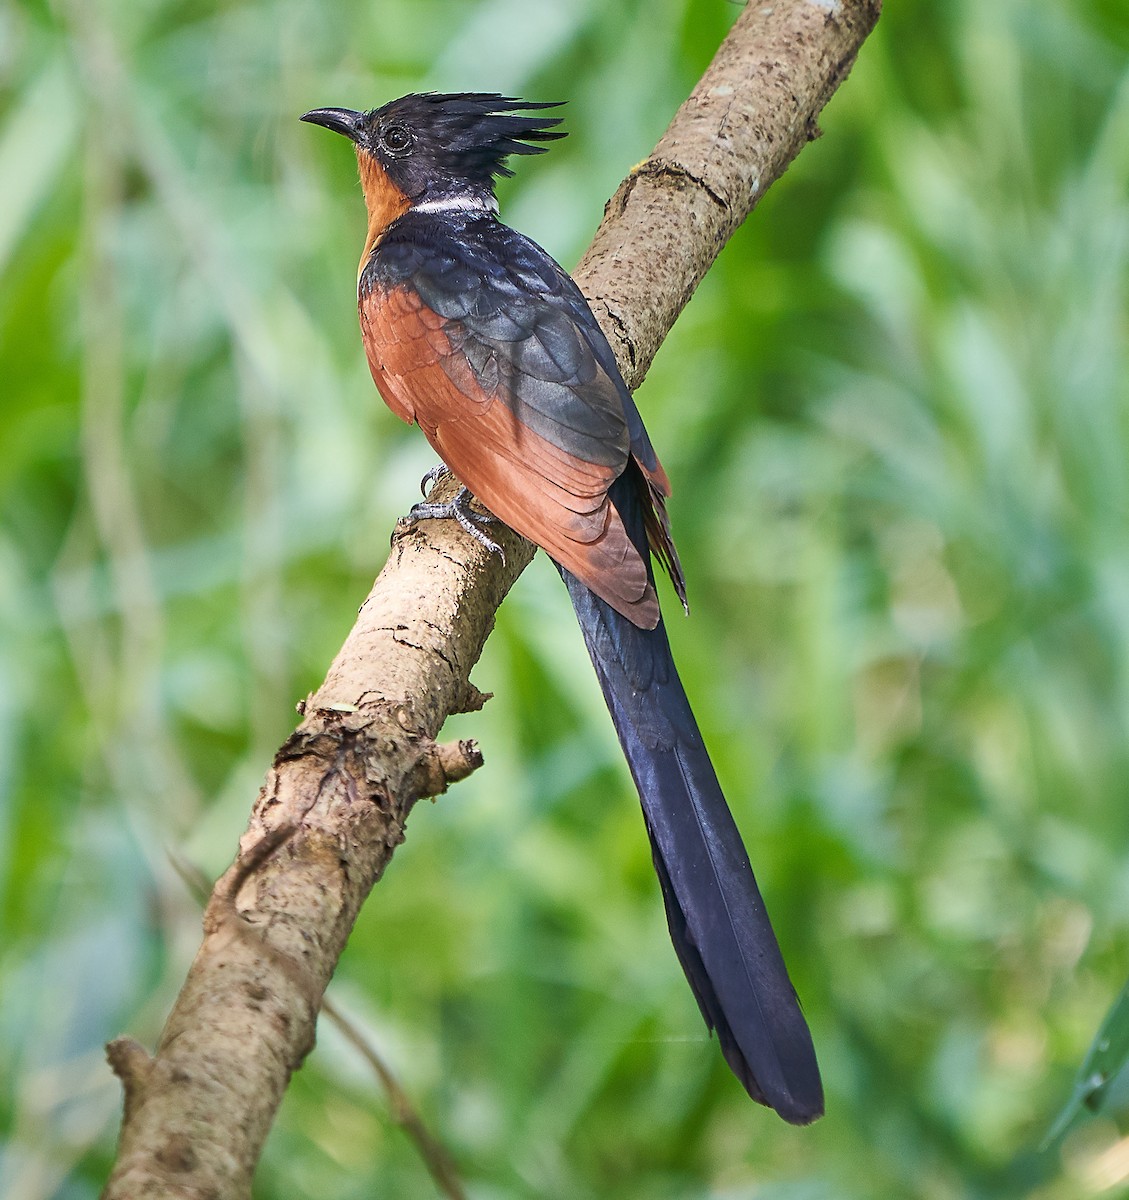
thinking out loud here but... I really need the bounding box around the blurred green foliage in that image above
[2,0,1129,1196]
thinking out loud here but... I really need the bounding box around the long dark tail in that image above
[555,475,823,1124]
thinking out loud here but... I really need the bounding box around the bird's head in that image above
[301,92,565,224]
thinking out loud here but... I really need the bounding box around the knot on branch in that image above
[276,705,483,803]
[408,738,484,799]
[454,681,492,714]
[106,1037,154,1123]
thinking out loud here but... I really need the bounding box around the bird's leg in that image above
[406,486,506,562]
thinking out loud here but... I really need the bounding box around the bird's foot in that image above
[406,486,506,562]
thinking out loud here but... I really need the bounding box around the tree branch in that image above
[102,2,881,1195]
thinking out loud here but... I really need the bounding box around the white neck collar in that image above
[412,194,498,216]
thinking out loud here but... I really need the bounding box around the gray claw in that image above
[420,463,452,498]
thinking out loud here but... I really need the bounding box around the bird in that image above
[301,92,823,1123]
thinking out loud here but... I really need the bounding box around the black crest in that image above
[361,92,565,196]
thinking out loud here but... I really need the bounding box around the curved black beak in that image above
[300,107,364,140]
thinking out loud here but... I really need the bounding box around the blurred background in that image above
[3,0,1129,1195]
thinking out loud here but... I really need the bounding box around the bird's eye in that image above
[379,123,414,155]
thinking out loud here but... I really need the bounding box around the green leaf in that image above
[1046,978,1129,1146]
[0,56,77,277]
